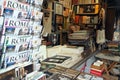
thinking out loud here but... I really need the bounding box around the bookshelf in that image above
[73,0,101,29]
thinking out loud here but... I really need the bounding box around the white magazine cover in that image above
[3,0,31,19]
[4,35,32,45]
[3,18,30,35]
[3,50,31,68]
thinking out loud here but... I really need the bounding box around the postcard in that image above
[35,0,43,6]
[32,8,43,21]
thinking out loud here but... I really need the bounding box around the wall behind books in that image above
[0,0,44,69]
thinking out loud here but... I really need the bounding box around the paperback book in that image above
[4,0,29,12]
[3,18,30,35]
[3,50,31,68]
[3,0,33,19]
[4,35,32,45]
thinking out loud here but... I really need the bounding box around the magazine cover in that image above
[3,8,31,19]
[3,18,29,35]
[4,0,29,12]
[3,50,31,68]
[3,0,31,19]
[3,41,30,54]
[4,35,32,45]
[0,0,4,15]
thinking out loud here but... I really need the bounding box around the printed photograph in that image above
[5,27,15,35]
[3,8,14,18]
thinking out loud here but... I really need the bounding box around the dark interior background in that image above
[105,0,120,40]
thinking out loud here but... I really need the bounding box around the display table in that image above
[95,50,120,76]
[44,45,84,68]
[43,45,98,69]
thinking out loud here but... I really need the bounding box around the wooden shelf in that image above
[75,3,100,6]
[0,62,32,75]
[80,23,98,25]
[76,13,99,16]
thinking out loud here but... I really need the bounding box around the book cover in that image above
[3,0,31,19]
[3,18,29,35]
[4,35,32,45]
[3,50,31,68]
[4,0,29,12]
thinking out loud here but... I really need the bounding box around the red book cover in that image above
[90,68,104,76]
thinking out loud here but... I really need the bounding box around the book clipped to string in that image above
[113,18,120,41]
[96,29,105,44]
